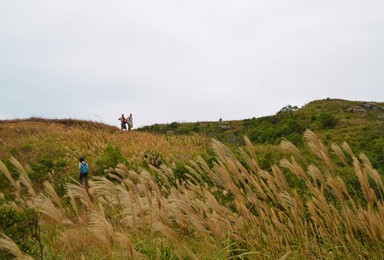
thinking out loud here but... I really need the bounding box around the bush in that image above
[29,158,68,192]
[0,202,42,259]
[286,133,304,146]
[318,113,338,129]
[169,122,180,130]
[95,145,127,175]
[281,118,305,136]
[143,150,163,168]
[173,162,188,182]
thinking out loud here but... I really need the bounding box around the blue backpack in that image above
[80,162,89,175]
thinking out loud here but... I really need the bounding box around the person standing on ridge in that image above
[127,113,133,131]
[79,157,89,188]
[118,114,127,131]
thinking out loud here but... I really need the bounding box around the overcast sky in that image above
[1,1,383,128]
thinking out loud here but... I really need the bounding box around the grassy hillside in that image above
[1,99,384,259]
[138,98,384,171]
[138,98,384,144]
[0,118,210,193]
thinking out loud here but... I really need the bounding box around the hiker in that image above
[79,157,89,188]
[127,113,133,131]
[118,114,127,131]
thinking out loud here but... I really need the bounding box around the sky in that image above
[1,1,383,128]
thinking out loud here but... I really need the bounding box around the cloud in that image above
[1,1,383,127]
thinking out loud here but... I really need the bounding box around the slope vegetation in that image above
[1,99,384,259]
[139,98,384,171]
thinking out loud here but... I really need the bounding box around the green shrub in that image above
[192,123,201,133]
[257,152,273,170]
[95,145,127,175]
[143,150,163,168]
[135,240,180,260]
[286,133,304,147]
[173,162,188,182]
[318,113,339,129]
[29,158,68,194]
[281,118,305,136]
[0,202,42,259]
[365,137,384,173]
[169,122,180,130]
[257,127,280,144]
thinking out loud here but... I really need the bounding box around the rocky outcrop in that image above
[347,103,384,113]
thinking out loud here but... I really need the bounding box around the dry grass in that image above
[1,128,384,258]
[0,233,34,259]
[0,120,209,185]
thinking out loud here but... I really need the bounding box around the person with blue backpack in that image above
[79,157,89,187]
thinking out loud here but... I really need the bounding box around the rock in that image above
[219,124,231,129]
[347,106,366,113]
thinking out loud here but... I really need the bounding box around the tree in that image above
[279,105,299,113]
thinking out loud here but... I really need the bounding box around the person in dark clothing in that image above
[118,114,127,131]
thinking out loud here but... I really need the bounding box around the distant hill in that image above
[138,98,384,143]
[138,98,384,170]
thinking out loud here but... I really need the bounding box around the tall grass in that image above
[0,234,34,260]
[1,129,384,258]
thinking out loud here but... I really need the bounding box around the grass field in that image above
[1,117,384,259]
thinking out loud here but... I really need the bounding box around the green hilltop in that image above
[138,98,384,171]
